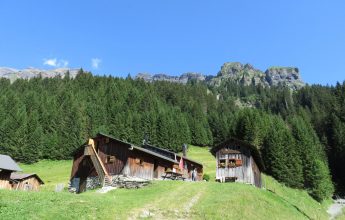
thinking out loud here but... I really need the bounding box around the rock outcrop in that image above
[135,62,305,90]
[136,72,205,84]
[265,67,304,90]
[209,62,269,87]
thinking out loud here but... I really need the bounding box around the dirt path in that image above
[128,182,206,219]
[328,199,345,219]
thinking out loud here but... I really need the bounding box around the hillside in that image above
[0,71,342,200]
[0,146,331,219]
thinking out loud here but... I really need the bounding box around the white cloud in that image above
[43,58,57,67]
[43,58,69,68]
[91,58,101,69]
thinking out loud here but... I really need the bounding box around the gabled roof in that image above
[176,155,203,167]
[211,138,265,171]
[96,133,178,164]
[10,173,44,184]
[96,133,203,167]
[142,143,176,160]
[0,154,22,172]
[142,143,203,166]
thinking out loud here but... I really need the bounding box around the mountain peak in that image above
[135,62,305,90]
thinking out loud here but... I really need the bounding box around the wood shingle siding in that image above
[0,170,12,189]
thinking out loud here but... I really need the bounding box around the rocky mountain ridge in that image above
[0,62,305,89]
[0,67,80,82]
[136,62,305,90]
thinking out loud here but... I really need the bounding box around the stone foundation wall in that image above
[110,175,150,189]
[69,175,150,193]
[86,176,101,190]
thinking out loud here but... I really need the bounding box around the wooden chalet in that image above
[211,138,264,188]
[10,173,44,191]
[0,154,44,191]
[70,133,203,193]
[0,154,22,189]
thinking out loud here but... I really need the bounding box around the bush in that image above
[203,173,210,181]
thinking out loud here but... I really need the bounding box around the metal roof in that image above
[0,154,22,172]
[10,173,44,184]
[96,133,178,164]
[142,143,203,166]
[177,155,203,166]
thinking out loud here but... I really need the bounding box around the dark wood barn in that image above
[0,154,22,190]
[10,173,44,191]
[70,133,203,193]
[211,138,264,188]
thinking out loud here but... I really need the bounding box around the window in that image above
[218,159,226,168]
[135,158,144,166]
[228,159,236,168]
[228,159,242,168]
[106,155,115,163]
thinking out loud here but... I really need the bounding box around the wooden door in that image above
[79,177,87,193]
[153,160,158,178]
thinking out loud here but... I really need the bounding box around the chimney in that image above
[182,144,187,157]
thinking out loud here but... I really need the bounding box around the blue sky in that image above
[0,1,344,85]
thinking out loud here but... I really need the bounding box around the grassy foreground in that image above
[336,208,345,220]
[0,146,331,219]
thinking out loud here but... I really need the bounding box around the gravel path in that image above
[328,199,345,219]
[128,183,205,219]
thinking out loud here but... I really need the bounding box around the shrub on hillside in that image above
[203,173,210,181]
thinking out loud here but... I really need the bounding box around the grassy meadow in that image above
[0,146,331,219]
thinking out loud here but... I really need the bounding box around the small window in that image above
[106,155,115,163]
[218,159,226,168]
[228,159,236,168]
[228,159,242,168]
[135,158,144,166]
[105,138,110,143]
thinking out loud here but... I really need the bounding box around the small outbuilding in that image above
[10,173,44,191]
[0,154,22,190]
[211,138,264,188]
[0,154,44,191]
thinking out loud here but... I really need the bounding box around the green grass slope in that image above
[0,146,331,219]
[19,160,72,191]
[337,211,345,220]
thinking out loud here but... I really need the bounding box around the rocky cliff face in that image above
[136,72,205,84]
[209,62,269,87]
[135,62,305,90]
[0,67,80,82]
[265,67,304,90]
